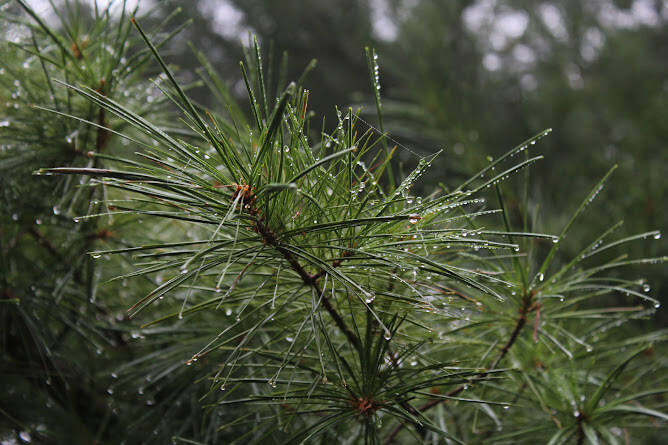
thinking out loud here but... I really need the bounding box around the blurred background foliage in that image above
[1,0,666,443]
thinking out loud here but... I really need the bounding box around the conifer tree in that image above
[1,1,665,443]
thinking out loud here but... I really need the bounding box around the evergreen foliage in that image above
[1,1,666,444]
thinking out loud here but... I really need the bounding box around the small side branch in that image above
[383,290,535,444]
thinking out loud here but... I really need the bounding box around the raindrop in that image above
[285,337,294,343]
[643,284,651,292]
[654,302,661,309]
[383,330,392,341]
[653,232,661,240]
[537,273,545,282]
[19,431,31,442]
[180,265,188,274]
[107,387,114,395]
[408,214,420,224]
[503,405,509,410]
[111,372,118,379]
[91,254,101,259]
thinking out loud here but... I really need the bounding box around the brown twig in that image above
[245,195,362,352]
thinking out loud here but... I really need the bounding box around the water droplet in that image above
[383,330,392,341]
[654,302,661,309]
[19,431,31,442]
[408,214,420,224]
[643,284,651,292]
[653,232,661,240]
[180,265,188,274]
[537,273,545,282]
[91,253,101,259]
[107,387,114,395]
[503,405,509,410]
[285,337,294,343]
[111,372,118,379]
